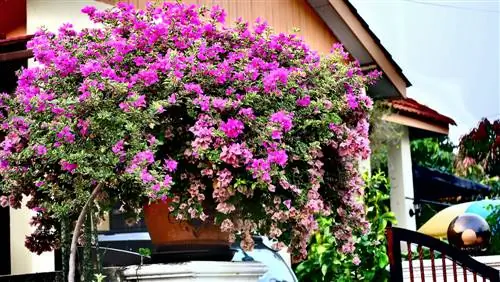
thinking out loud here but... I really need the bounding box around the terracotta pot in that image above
[144,199,229,246]
[143,199,232,262]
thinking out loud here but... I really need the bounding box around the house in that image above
[0,0,455,275]
[384,98,456,231]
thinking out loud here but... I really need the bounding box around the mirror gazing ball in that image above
[447,213,491,253]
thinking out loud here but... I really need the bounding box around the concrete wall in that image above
[388,126,417,231]
[9,199,55,275]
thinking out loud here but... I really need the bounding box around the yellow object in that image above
[417,202,471,239]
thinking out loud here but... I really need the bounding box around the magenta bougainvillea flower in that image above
[0,2,380,261]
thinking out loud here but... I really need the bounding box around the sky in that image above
[350,0,500,143]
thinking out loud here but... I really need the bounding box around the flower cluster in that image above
[0,2,379,261]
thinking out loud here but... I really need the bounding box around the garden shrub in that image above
[295,171,396,281]
[0,2,380,263]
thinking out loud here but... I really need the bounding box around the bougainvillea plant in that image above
[0,1,380,268]
[455,118,500,179]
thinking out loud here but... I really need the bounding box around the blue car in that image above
[97,232,298,282]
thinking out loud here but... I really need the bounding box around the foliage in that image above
[456,118,500,178]
[295,171,396,281]
[410,136,455,174]
[0,3,380,261]
[486,201,500,255]
[93,273,106,282]
[484,177,500,256]
[455,119,500,255]
[138,247,151,257]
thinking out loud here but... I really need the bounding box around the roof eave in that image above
[383,113,450,136]
[307,0,411,99]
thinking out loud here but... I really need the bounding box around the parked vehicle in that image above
[97,232,297,282]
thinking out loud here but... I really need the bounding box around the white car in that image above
[97,232,298,282]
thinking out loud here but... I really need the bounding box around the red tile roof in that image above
[389,98,457,126]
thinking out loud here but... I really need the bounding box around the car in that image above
[97,232,298,282]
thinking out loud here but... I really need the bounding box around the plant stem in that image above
[68,184,102,282]
[83,210,93,281]
[61,217,70,282]
[93,212,102,274]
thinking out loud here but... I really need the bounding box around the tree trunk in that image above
[68,184,102,282]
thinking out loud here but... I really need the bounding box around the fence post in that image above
[386,225,404,282]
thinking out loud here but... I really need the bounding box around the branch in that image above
[68,183,102,282]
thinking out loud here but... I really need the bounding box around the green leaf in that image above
[317,245,327,255]
[138,248,151,257]
[321,264,328,276]
[378,253,389,268]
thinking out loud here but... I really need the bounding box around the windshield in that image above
[233,247,297,282]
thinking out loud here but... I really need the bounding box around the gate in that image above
[386,226,500,282]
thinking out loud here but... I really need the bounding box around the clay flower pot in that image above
[143,199,233,262]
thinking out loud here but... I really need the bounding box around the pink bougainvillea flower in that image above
[164,159,178,172]
[112,140,125,154]
[296,95,311,107]
[346,93,358,110]
[151,183,161,192]
[32,207,45,213]
[269,111,293,132]
[0,196,8,208]
[147,134,156,146]
[268,149,288,167]
[77,119,90,136]
[163,175,173,187]
[220,143,253,167]
[271,130,282,140]
[220,118,244,138]
[131,95,146,108]
[56,126,75,143]
[168,94,177,104]
[238,108,256,120]
[210,5,226,23]
[352,255,361,266]
[60,160,78,174]
[184,83,203,95]
[140,169,154,183]
[34,145,47,156]
[283,199,292,210]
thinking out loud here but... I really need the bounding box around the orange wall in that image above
[103,0,339,54]
[0,0,27,38]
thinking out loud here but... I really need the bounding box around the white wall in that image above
[388,126,417,231]
[27,0,112,33]
[10,199,55,275]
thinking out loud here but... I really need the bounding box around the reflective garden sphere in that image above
[447,213,491,253]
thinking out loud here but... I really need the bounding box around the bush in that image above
[295,171,396,281]
[0,2,380,262]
